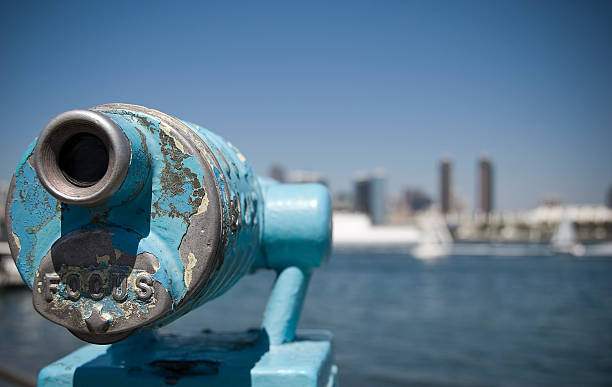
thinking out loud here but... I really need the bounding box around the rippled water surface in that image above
[1,251,612,386]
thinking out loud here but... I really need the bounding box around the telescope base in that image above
[38,329,337,387]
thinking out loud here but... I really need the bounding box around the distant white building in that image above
[528,205,612,224]
[332,212,419,248]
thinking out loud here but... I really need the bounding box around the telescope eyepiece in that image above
[58,132,109,187]
[33,110,130,207]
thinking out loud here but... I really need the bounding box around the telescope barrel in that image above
[6,104,330,344]
[7,104,331,344]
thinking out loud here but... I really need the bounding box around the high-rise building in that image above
[440,158,451,214]
[354,178,370,214]
[478,157,493,215]
[354,173,386,225]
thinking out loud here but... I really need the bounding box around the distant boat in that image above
[411,212,453,259]
[551,217,585,256]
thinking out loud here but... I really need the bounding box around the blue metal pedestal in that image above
[38,329,337,387]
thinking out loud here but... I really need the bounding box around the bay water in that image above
[1,251,611,386]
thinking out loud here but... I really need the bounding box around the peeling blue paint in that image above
[9,110,206,306]
[182,121,263,303]
[11,150,61,287]
[8,104,331,343]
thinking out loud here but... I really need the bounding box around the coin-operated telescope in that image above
[6,104,336,386]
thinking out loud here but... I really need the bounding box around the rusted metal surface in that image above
[6,104,262,343]
[5,104,332,354]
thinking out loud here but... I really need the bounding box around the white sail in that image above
[411,212,453,259]
[551,216,585,256]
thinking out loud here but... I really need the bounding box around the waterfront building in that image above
[268,163,287,182]
[440,158,451,214]
[455,204,612,242]
[288,170,328,186]
[405,189,432,213]
[478,157,493,215]
[332,192,354,212]
[354,172,386,225]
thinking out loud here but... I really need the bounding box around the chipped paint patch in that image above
[11,232,21,252]
[195,192,209,215]
[227,141,247,163]
[96,255,110,265]
[151,256,161,273]
[160,121,185,153]
[184,252,197,288]
[236,152,246,163]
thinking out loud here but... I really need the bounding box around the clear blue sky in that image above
[1,0,610,210]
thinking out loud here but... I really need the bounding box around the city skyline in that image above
[271,156,610,213]
[0,1,610,210]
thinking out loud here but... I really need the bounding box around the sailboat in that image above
[411,212,453,259]
[551,216,585,256]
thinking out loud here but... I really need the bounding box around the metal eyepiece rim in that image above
[33,110,130,207]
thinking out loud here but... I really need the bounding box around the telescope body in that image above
[5,104,331,344]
